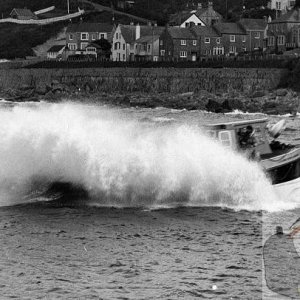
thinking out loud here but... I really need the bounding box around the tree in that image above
[294,0,300,8]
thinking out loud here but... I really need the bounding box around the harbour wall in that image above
[0,68,287,94]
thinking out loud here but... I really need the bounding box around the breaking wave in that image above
[0,102,296,212]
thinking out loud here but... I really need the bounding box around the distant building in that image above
[191,26,224,57]
[268,0,296,11]
[112,24,164,61]
[239,19,268,52]
[169,1,222,27]
[267,7,300,52]
[84,39,112,60]
[135,35,161,61]
[47,45,65,60]
[159,27,198,61]
[65,23,115,56]
[10,8,38,20]
[213,22,247,56]
[117,0,135,10]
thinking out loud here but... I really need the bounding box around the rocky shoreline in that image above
[0,81,299,115]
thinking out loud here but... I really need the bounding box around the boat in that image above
[204,118,300,200]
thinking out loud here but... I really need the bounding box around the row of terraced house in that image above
[50,1,300,61]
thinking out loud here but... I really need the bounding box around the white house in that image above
[169,2,222,28]
[112,24,164,61]
[268,0,296,11]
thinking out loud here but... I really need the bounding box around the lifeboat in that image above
[205,118,300,201]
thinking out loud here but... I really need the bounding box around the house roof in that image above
[47,45,65,53]
[191,26,220,37]
[167,27,196,39]
[213,22,246,35]
[10,8,37,18]
[135,35,160,44]
[169,4,222,26]
[270,8,300,23]
[239,18,267,31]
[66,23,114,33]
[120,25,164,43]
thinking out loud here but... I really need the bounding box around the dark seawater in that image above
[0,101,300,299]
[0,203,263,300]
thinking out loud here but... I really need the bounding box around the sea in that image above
[0,100,299,300]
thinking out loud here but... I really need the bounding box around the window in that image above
[277,35,285,45]
[180,51,187,57]
[147,44,151,52]
[116,33,119,39]
[123,54,125,61]
[254,32,260,39]
[123,44,126,50]
[160,40,163,46]
[242,35,246,42]
[81,42,88,50]
[160,49,165,56]
[86,47,96,52]
[276,1,281,10]
[229,45,236,53]
[181,40,186,45]
[204,37,210,43]
[81,33,89,40]
[99,33,106,39]
[213,47,224,55]
[69,34,73,40]
[193,40,197,46]
[216,38,221,44]
[92,34,96,40]
[68,43,76,50]
[230,35,235,42]
[219,131,232,147]
[268,36,275,46]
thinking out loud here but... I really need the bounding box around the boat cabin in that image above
[205,118,300,185]
[204,118,272,156]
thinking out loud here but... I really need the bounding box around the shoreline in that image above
[1,87,299,115]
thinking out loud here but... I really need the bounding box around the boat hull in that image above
[273,176,300,202]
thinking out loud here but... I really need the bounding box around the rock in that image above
[276,89,288,97]
[251,90,266,98]
[262,101,278,114]
[25,96,39,102]
[44,91,56,101]
[206,99,223,113]
[178,92,194,98]
[51,79,60,85]
[51,83,65,93]
[120,95,130,105]
[84,83,93,93]
[222,98,245,112]
[35,84,47,95]
[19,84,33,91]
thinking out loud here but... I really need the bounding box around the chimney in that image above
[136,23,140,40]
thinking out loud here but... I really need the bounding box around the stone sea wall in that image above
[1,67,298,114]
[0,67,287,94]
